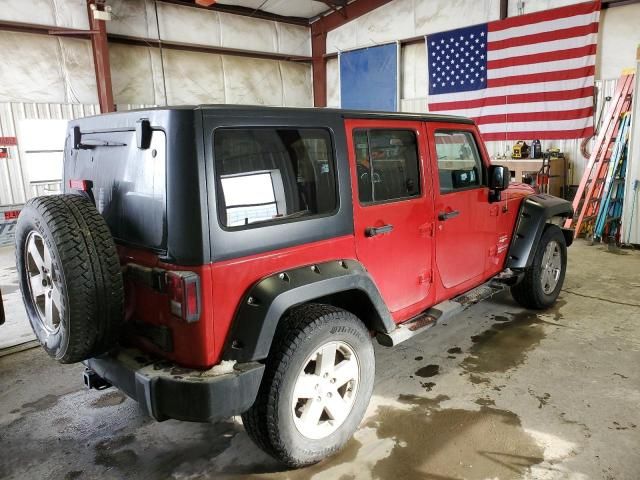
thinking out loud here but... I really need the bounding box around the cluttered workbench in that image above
[494,141,569,199]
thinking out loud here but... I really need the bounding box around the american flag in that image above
[427,1,600,141]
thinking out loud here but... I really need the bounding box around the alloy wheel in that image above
[25,231,62,333]
[291,341,360,440]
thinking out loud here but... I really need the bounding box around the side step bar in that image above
[376,277,513,347]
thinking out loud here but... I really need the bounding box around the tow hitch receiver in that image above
[83,368,111,390]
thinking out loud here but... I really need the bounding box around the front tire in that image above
[511,224,567,309]
[242,304,374,467]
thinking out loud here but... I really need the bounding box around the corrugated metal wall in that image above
[0,103,151,206]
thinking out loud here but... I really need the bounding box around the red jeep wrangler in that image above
[15,106,572,467]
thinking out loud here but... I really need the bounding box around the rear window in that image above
[353,129,421,204]
[214,128,337,229]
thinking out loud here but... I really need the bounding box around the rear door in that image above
[426,123,496,291]
[345,119,435,318]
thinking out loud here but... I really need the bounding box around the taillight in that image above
[165,271,201,323]
[69,179,92,191]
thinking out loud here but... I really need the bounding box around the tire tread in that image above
[17,194,123,363]
[242,304,369,467]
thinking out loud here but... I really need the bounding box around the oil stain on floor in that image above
[90,391,126,409]
[461,310,547,375]
[415,364,440,378]
[461,299,566,377]
[365,394,544,480]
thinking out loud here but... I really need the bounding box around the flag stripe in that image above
[473,107,594,125]
[481,126,594,141]
[488,22,599,51]
[437,96,593,119]
[488,1,599,32]
[488,10,598,42]
[487,65,595,88]
[487,44,596,69]
[488,55,595,79]
[487,33,597,61]
[478,116,593,134]
[428,78,594,107]
[429,86,594,112]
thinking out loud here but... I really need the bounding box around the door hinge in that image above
[418,272,432,285]
[419,222,435,237]
[125,263,167,292]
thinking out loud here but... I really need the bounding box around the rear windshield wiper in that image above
[77,139,127,149]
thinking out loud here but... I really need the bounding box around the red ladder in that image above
[566,74,635,237]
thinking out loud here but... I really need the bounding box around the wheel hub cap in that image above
[291,341,360,440]
[25,231,62,333]
[540,240,562,295]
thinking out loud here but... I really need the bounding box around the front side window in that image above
[214,128,337,228]
[434,130,483,193]
[353,129,421,204]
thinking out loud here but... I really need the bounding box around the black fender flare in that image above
[221,259,394,362]
[506,193,574,270]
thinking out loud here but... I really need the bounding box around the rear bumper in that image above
[84,348,264,422]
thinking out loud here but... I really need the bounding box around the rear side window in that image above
[214,128,337,229]
[434,130,483,193]
[353,129,421,204]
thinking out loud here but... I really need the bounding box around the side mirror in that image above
[489,165,510,191]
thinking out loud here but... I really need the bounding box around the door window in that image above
[214,128,337,229]
[353,129,421,204]
[434,131,483,193]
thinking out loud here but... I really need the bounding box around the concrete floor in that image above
[0,240,639,480]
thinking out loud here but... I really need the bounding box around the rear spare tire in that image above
[15,194,124,363]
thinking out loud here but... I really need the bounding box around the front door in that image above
[346,119,434,317]
[426,123,494,291]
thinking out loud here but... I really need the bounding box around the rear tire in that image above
[511,224,567,309]
[242,304,374,467]
[15,194,124,363]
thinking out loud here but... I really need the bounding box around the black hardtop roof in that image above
[77,104,474,125]
[197,105,474,124]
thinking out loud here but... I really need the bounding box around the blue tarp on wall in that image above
[340,43,398,111]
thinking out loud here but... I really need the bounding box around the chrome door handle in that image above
[438,210,460,221]
[365,224,394,237]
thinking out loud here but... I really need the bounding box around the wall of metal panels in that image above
[0,1,313,107]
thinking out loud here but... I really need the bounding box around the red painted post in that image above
[311,28,327,107]
[87,0,115,113]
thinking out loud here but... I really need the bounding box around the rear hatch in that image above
[63,110,215,368]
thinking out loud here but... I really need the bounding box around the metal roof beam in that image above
[158,0,310,26]
[311,0,394,34]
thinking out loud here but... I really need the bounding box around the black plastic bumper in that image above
[84,349,264,422]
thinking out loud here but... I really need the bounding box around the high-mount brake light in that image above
[165,271,201,323]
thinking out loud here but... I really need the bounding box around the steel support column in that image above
[500,0,508,19]
[311,30,327,107]
[87,0,114,113]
